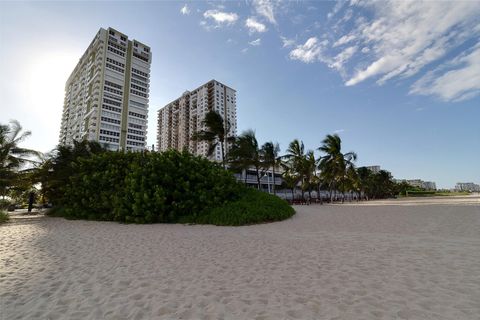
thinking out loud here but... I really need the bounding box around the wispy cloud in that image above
[327,0,347,20]
[280,36,295,48]
[252,0,276,25]
[203,9,238,25]
[333,129,345,134]
[249,38,261,46]
[341,1,480,91]
[410,44,480,101]
[245,17,267,33]
[180,4,190,15]
[290,1,480,102]
[289,37,328,63]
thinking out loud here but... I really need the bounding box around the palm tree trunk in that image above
[256,167,261,190]
[329,184,334,203]
[272,167,276,195]
[220,141,226,169]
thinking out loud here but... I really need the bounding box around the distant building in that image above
[396,179,437,190]
[157,80,237,162]
[364,165,381,174]
[422,181,437,190]
[59,27,151,151]
[455,182,480,192]
[406,179,424,188]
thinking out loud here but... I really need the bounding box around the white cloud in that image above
[180,4,190,15]
[327,0,347,19]
[410,44,480,101]
[361,47,370,53]
[297,0,480,101]
[289,37,323,63]
[203,9,238,25]
[245,17,267,33]
[280,36,295,48]
[330,46,357,73]
[249,38,262,46]
[333,129,345,134]
[252,0,276,24]
[341,1,480,90]
[333,34,355,47]
[241,48,249,54]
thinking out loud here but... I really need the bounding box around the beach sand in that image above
[1,196,479,319]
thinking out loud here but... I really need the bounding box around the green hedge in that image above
[180,188,295,226]
[54,150,294,225]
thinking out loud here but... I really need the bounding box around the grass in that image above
[405,191,471,197]
[432,191,471,196]
[0,211,10,224]
[180,188,296,226]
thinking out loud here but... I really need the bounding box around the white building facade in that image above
[455,182,480,192]
[157,80,237,161]
[59,27,151,151]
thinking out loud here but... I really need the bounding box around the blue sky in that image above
[1,1,479,188]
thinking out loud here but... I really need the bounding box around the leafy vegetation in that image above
[0,210,9,224]
[181,188,295,226]
[0,120,40,199]
[192,110,235,169]
[47,149,294,225]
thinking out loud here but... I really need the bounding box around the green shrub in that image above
[57,150,243,223]
[51,150,294,225]
[181,188,295,226]
[0,211,9,224]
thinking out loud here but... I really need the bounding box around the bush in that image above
[58,150,242,223]
[181,188,296,226]
[0,211,9,224]
[52,150,294,225]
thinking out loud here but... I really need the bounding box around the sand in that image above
[1,196,479,320]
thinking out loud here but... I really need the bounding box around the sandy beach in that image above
[1,196,479,320]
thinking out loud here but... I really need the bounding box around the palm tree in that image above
[283,139,307,199]
[229,130,263,189]
[281,168,299,201]
[0,120,40,198]
[40,140,106,205]
[302,150,317,202]
[346,163,360,202]
[192,111,234,169]
[317,134,357,203]
[261,141,280,194]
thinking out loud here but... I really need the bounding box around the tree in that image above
[192,111,234,169]
[38,140,107,205]
[228,130,263,189]
[261,141,281,194]
[317,134,357,203]
[283,139,307,199]
[302,150,317,201]
[281,169,300,201]
[0,120,40,198]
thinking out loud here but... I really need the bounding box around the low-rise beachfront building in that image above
[364,165,381,174]
[455,182,480,192]
[59,27,151,151]
[395,179,437,190]
[157,80,237,162]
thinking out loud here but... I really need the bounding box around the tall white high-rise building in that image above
[59,27,151,151]
[157,80,237,161]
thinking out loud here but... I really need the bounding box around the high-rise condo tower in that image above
[59,27,151,151]
[157,80,237,161]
